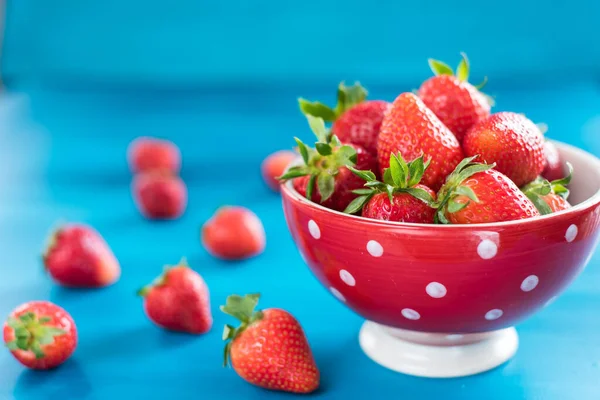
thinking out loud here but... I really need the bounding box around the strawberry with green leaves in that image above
[138,258,212,334]
[344,153,436,223]
[299,82,390,154]
[435,156,540,224]
[418,53,491,141]
[221,293,319,394]
[377,92,464,191]
[522,163,573,215]
[4,301,77,370]
[279,115,377,212]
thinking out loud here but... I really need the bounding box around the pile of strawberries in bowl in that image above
[281,54,573,224]
[279,54,600,378]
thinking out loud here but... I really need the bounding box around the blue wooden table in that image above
[0,82,599,399]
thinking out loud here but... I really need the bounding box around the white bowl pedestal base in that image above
[359,321,518,378]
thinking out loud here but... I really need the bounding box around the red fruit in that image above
[463,112,545,187]
[377,92,464,191]
[43,224,120,288]
[522,163,573,214]
[221,294,319,394]
[138,259,212,334]
[435,157,540,224]
[261,150,298,192]
[299,82,389,154]
[332,100,390,154]
[344,153,436,223]
[542,141,564,181]
[128,137,181,174]
[418,54,491,141]
[3,301,77,370]
[132,171,187,219]
[201,206,266,260]
[281,115,377,212]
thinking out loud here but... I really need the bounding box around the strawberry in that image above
[138,258,212,334]
[299,82,390,154]
[542,140,564,182]
[462,112,545,187]
[261,150,298,192]
[344,153,436,223]
[4,301,77,369]
[279,115,377,211]
[522,163,573,214]
[43,223,120,288]
[201,206,266,260]
[418,53,491,141]
[377,92,464,191]
[435,156,540,224]
[127,137,181,174]
[132,171,187,219]
[221,293,319,394]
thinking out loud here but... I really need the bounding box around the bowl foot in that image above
[359,321,518,378]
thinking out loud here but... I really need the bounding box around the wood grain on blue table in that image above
[0,82,599,399]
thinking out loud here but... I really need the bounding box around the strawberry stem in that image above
[5,312,65,359]
[220,293,264,367]
[136,257,189,297]
[433,156,495,224]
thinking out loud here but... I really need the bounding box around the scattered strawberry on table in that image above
[132,171,188,220]
[202,206,266,260]
[138,258,212,334]
[3,301,77,370]
[299,82,390,155]
[522,163,573,214]
[261,150,298,192]
[463,112,546,187]
[377,92,464,191]
[433,157,540,224]
[128,137,181,175]
[43,223,121,288]
[345,153,436,223]
[221,293,319,394]
[278,115,377,211]
[418,53,491,141]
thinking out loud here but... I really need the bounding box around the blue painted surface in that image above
[0,81,599,399]
[3,0,600,85]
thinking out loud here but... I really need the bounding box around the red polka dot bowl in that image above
[281,141,600,378]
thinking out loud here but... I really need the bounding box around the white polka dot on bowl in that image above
[366,240,383,257]
[565,224,578,243]
[477,239,498,259]
[339,269,356,287]
[308,220,321,239]
[520,275,539,292]
[401,308,420,320]
[329,287,346,302]
[485,309,503,320]
[425,282,447,298]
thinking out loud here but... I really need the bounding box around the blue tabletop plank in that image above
[0,82,599,399]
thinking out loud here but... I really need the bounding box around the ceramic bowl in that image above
[281,141,600,378]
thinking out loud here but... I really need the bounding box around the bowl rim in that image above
[281,140,600,229]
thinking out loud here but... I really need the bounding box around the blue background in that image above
[1,1,600,399]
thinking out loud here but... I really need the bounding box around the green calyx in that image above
[5,312,66,359]
[343,152,435,214]
[220,293,264,367]
[433,156,496,224]
[278,115,357,203]
[137,257,189,297]
[428,52,489,91]
[522,163,573,215]
[298,81,368,122]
